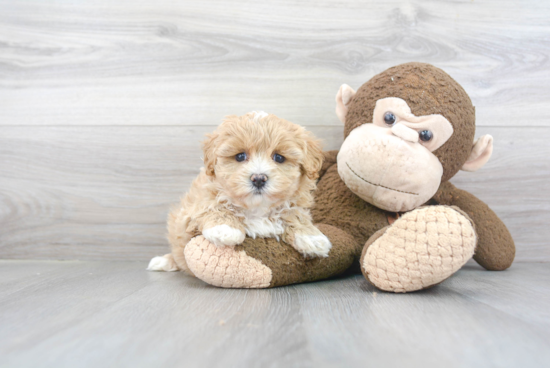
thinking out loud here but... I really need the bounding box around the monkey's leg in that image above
[360,206,476,293]
[183,224,360,288]
[433,181,515,271]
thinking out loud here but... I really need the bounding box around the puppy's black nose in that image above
[251,174,268,189]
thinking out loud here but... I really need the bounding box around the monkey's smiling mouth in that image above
[345,162,418,196]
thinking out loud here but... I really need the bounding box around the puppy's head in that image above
[202,112,324,208]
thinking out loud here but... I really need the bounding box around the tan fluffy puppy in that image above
[148,111,331,273]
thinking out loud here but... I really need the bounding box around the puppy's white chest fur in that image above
[241,205,286,239]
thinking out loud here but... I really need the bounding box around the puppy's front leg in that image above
[281,208,332,258]
[200,210,246,247]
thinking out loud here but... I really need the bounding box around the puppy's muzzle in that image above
[251,174,268,189]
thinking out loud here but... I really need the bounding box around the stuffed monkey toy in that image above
[181,62,515,292]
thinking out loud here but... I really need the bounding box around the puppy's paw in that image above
[147,254,179,272]
[203,224,245,247]
[293,233,332,258]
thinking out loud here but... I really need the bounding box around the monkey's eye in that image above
[384,112,396,125]
[273,153,285,163]
[419,130,433,142]
[235,152,247,162]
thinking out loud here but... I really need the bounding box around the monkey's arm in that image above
[433,181,515,271]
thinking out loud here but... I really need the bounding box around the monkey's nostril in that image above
[251,174,268,188]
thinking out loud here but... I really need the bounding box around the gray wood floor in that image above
[0,260,548,368]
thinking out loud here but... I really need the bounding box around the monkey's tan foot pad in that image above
[360,206,476,293]
[184,236,272,288]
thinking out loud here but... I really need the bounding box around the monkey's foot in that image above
[184,224,359,289]
[360,206,476,293]
[184,236,272,288]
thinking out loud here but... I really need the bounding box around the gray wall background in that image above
[1,0,548,262]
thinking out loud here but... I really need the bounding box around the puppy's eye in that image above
[273,154,285,163]
[235,152,247,162]
[384,112,396,125]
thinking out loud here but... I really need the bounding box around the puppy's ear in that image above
[202,132,219,176]
[301,133,324,180]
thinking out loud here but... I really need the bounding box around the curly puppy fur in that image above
[148,112,330,273]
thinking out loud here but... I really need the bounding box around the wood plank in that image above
[0,260,548,368]
[445,262,550,327]
[0,260,151,358]
[0,125,547,262]
[0,0,549,127]
[297,267,550,368]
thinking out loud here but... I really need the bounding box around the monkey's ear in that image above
[461,135,493,172]
[202,132,219,176]
[335,84,356,124]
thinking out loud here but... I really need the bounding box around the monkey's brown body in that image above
[313,152,515,272]
[181,62,515,292]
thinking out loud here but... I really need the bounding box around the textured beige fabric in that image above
[184,236,272,288]
[362,206,476,293]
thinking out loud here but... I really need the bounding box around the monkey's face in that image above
[337,97,454,212]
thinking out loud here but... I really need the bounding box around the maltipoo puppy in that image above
[148,111,331,273]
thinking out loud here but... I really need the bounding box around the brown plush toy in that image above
[182,62,515,292]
